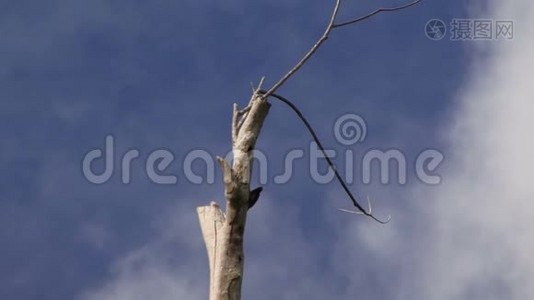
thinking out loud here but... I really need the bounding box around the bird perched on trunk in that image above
[248,187,263,209]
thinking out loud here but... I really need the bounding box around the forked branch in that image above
[262,0,423,98]
[333,0,423,28]
[262,0,341,98]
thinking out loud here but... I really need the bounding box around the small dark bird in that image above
[248,187,263,209]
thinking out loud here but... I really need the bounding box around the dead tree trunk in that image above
[197,92,270,300]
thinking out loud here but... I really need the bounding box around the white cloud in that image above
[343,1,534,299]
[78,203,208,300]
[80,267,200,300]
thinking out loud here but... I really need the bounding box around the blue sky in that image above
[2,0,533,299]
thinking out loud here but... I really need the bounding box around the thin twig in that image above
[338,196,391,223]
[333,0,423,28]
[232,103,239,144]
[238,77,266,132]
[255,76,266,93]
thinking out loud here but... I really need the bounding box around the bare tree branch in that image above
[263,0,423,97]
[232,104,239,145]
[259,90,391,224]
[333,0,423,28]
